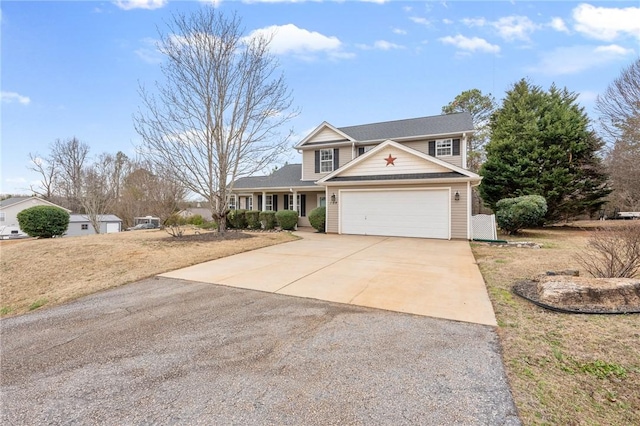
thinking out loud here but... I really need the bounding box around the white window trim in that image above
[436,139,452,157]
[320,149,334,173]
[265,195,273,211]
[318,194,326,208]
[228,194,237,210]
[247,196,253,211]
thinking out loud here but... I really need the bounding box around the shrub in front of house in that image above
[275,210,298,230]
[227,209,247,229]
[259,211,277,230]
[17,205,70,238]
[186,214,204,226]
[308,207,326,233]
[245,210,261,229]
[495,195,547,235]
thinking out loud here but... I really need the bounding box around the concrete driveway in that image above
[161,232,496,326]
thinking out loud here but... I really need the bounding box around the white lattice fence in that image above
[472,214,497,240]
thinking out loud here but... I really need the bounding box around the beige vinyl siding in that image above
[324,183,468,239]
[309,127,349,143]
[399,139,463,168]
[341,149,450,177]
[301,146,353,181]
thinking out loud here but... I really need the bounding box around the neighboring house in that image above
[231,112,481,240]
[0,196,71,237]
[178,204,214,222]
[66,214,122,236]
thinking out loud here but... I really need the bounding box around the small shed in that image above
[66,214,122,236]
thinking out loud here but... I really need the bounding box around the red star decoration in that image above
[385,154,397,166]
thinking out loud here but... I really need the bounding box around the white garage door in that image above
[340,189,450,239]
[106,223,120,233]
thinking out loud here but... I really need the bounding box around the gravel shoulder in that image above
[1,277,520,425]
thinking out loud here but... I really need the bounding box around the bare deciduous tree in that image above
[134,9,297,233]
[577,224,640,278]
[596,59,640,211]
[50,137,90,212]
[28,153,57,200]
[80,154,117,234]
[596,59,640,143]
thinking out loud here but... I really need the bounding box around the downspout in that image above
[351,142,355,160]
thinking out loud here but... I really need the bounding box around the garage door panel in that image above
[340,190,449,239]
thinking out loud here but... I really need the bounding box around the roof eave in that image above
[320,176,482,187]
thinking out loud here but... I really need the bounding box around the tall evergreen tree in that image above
[479,79,610,222]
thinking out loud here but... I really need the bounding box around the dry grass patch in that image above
[472,224,640,425]
[0,229,297,317]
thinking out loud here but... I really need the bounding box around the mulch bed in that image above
[162,230,254,243]
[513,280,640,314]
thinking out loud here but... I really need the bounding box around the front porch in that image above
[232,189,325,227]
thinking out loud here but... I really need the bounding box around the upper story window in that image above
[436,139,452,156]
[320,149,334,173]
[357,146,374,156]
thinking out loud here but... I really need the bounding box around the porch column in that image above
[292,190,298,212]
[262,191,266,211]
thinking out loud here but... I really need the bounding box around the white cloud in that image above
[1,91,31,105]
[113,0,166,10]
[409,16,430,26]
[199,0,222,6]
[439,34,500,54]
[442,18,453,25]
[549,17,569,33]
[573,4,640,41]
[529,44,634,75]
[577,90,599,106]
[392,28,407,35]
[356,40,405,51]
[461,17,486,27]
[462,15,542,42]
[245,24,352,60]
[492,16,538,41]
[135,37,163,64]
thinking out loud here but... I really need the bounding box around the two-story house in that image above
[231,112,481,240]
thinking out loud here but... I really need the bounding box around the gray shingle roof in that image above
[232,164,318,190]
[69,214,122,223]
[337,112,474,141]
[0,197,33,208]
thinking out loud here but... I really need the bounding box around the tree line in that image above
[442,59,639,222]
[28,138,186,231]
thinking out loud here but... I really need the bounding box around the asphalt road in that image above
[1,277,520,425]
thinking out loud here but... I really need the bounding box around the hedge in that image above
[496,195,547,235]
[308,207,326,233]
[245,210,261,229]
[275,210,299,230]
[227,209,247,229]
[259,211,277,230]
[16,205,70,238]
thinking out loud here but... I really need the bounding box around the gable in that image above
[341,148,452,177]
[296,122,354,147]
[317,140,480,184]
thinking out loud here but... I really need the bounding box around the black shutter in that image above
[315,151,320,173]
[333,148,339,171]
[428,141,436,156]
[358,147,365,156]
[273,194,278,211]
[300,194,306,217]
[258,195,262,211]
[453,139,461,156]
[284,194,289,210]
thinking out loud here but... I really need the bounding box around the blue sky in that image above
[2,0,639,195]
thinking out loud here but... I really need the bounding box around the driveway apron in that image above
[161,232,497,326]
